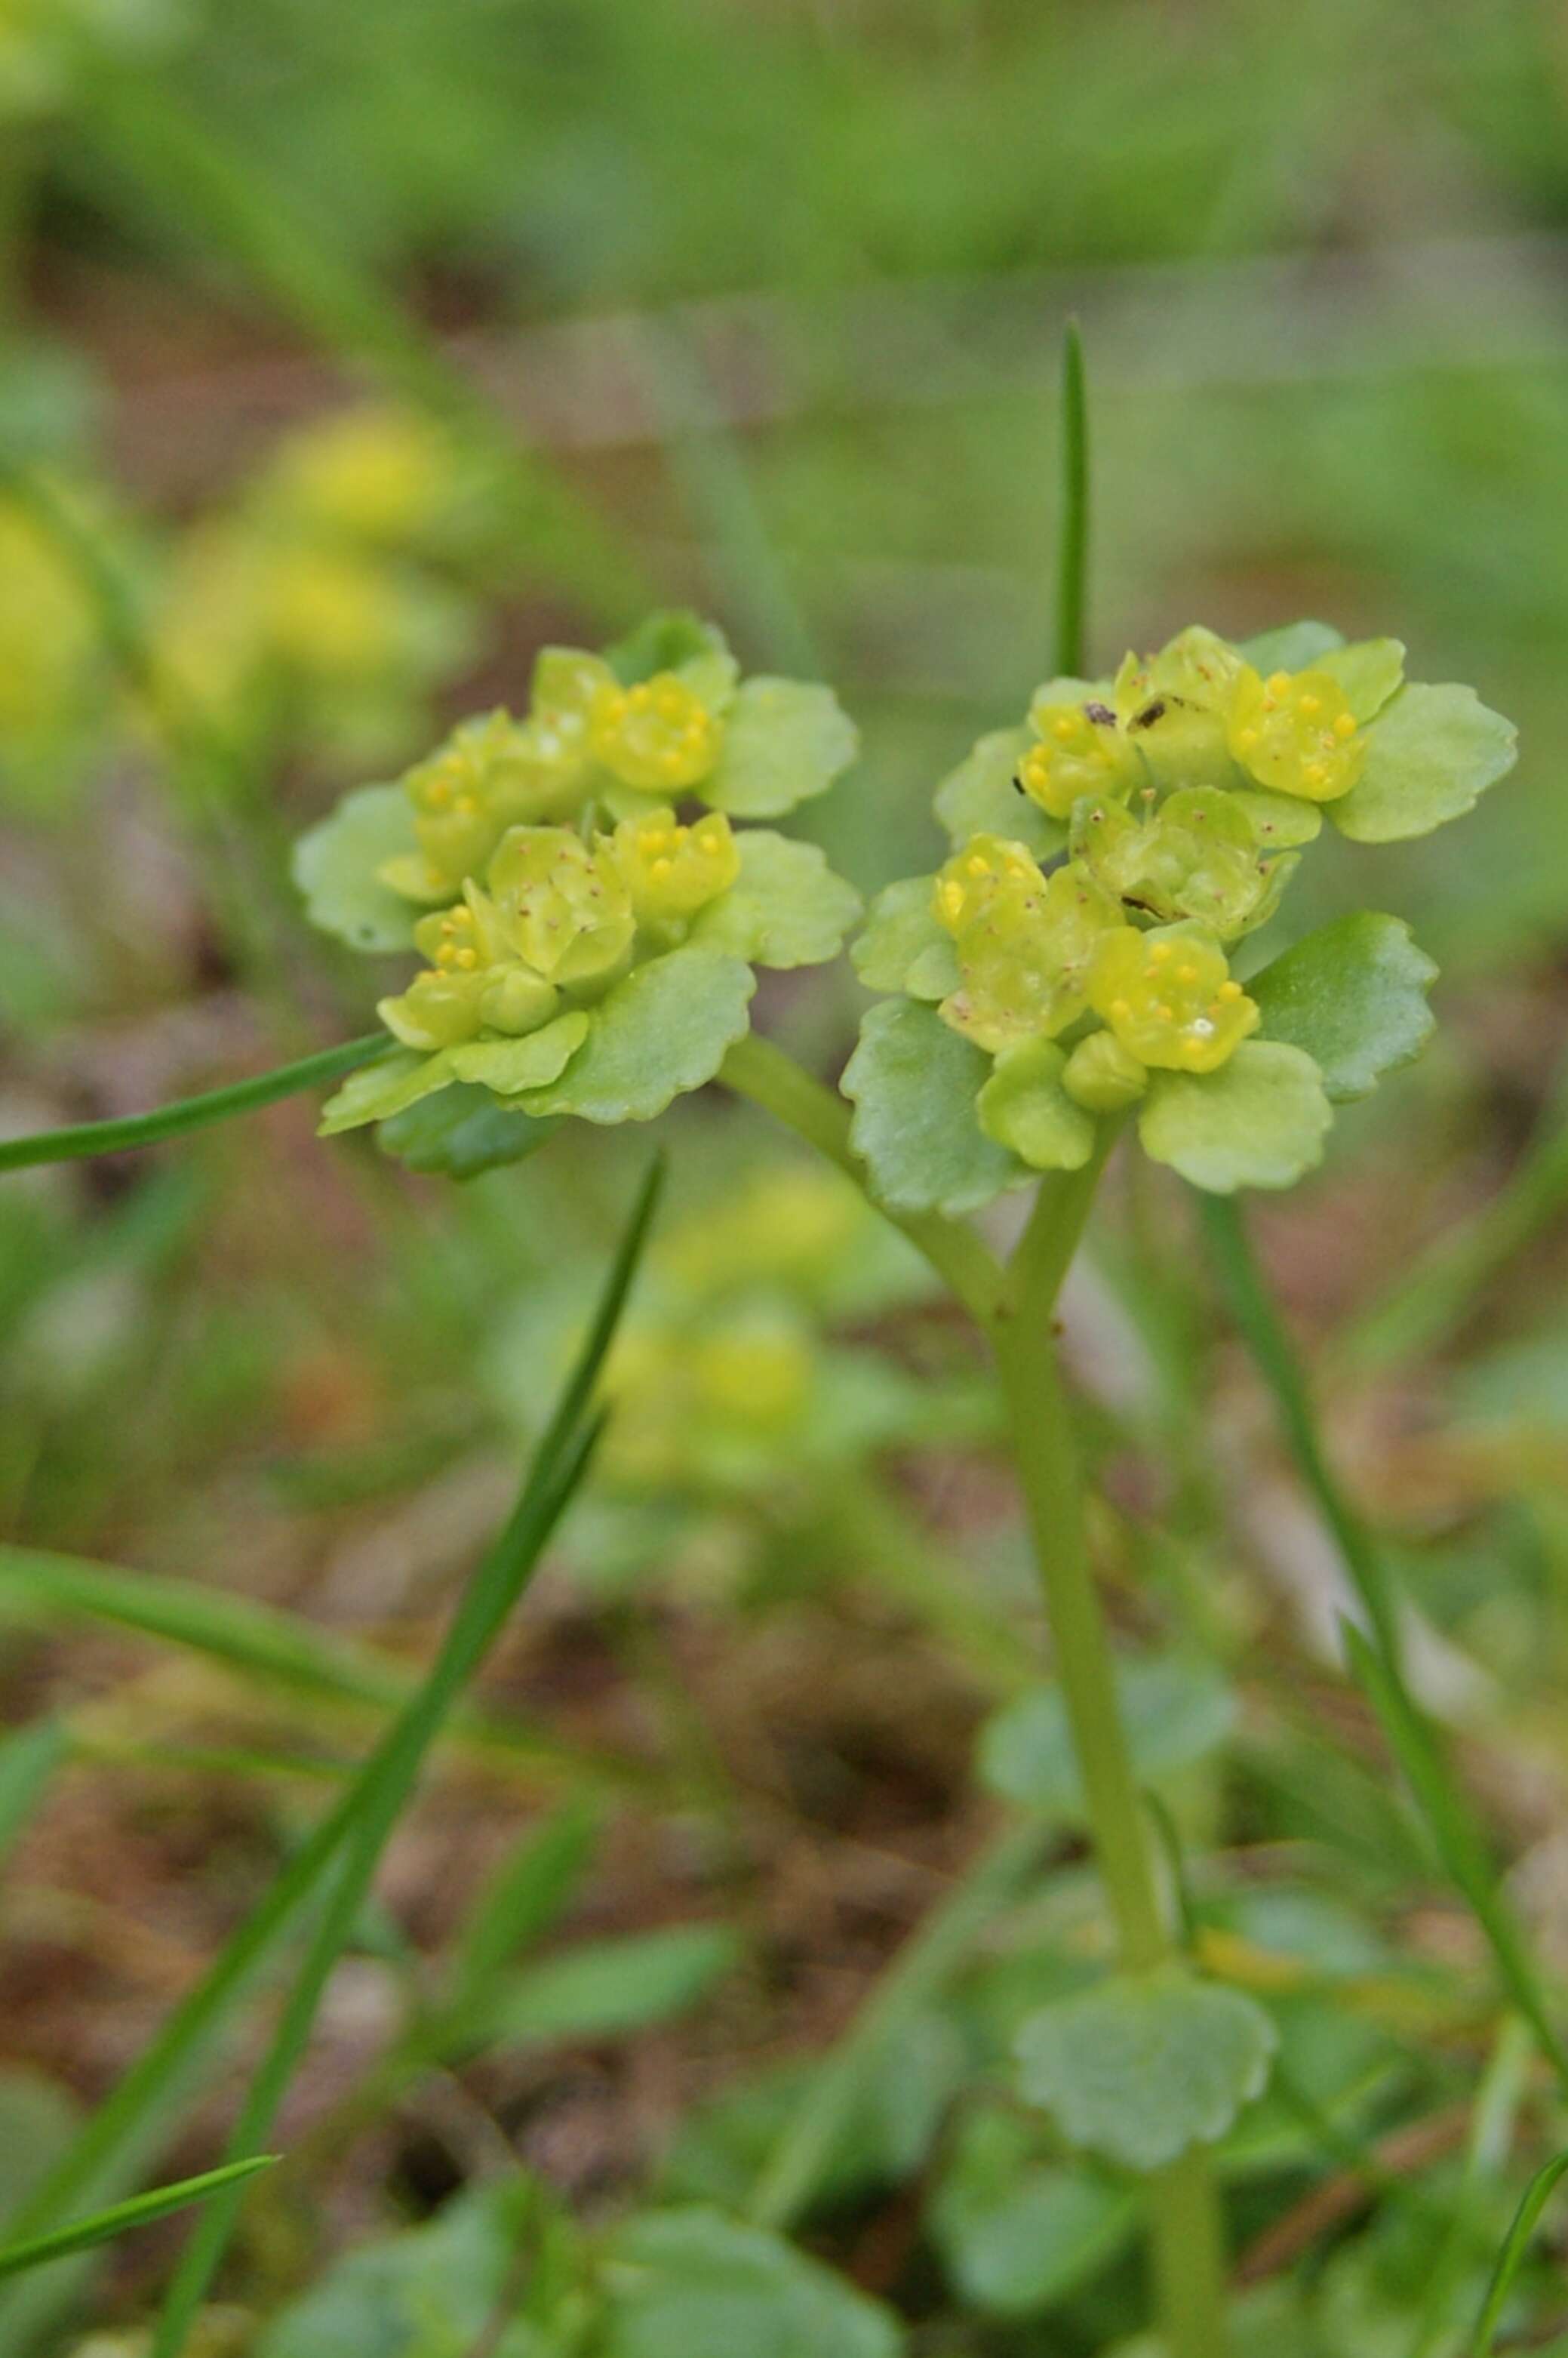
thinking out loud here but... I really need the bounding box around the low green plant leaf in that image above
[1250,913,1437,1102]
[843,998,1027,1216]
[480,1924,739,2051]
[318,1050,454,1137]
[606,609,730,687]
[1317,637,1405,721]
[976,1039,1097,1171]
[600,2207,903,2358]
[979,1655,1236,1818]
[1235,621,1345,673]
[291,783,420,953]
[1139,1041,1332,1193]
[256,2180,550,2358]
[705,678,857,817]
[926,2107,1136,2319]
[521,948,755,1124]
[377,1082,561,1179]
[1471,2148,1568,2357]
[690,830,862,968]
[934,725,1063,857]
[1016,1968,1277,2172]
[850,878,956,998]
[1333,682,1517,842]
[449,1012,591,1094]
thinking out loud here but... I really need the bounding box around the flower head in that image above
[1086,923,1259,1073]
[932,836,1121,1051]
[1227,665,1364,802]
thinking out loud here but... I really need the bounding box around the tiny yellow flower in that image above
[1226,664,1364,802]
[1017,697,1139,819]
[1086,923,1259,1073]
[933,836,1122,1051]
[486,825,635,987]
[590,670,724,793]
[610,804,740,926]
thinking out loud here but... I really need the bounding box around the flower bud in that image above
[1071,786,1294,940]
[1062,1030,1148,1112]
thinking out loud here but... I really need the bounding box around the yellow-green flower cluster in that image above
[296,613,862,1144]
[851,620,1514,1199]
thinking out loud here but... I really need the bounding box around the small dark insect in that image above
[1012,771,1027,793]
[1128,699,1167,731]
[1084,700,1116,725]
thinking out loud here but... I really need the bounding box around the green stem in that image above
[0,1036,388,1176]
[989,1157,1230,2358]
[724,1039,1230,2356]
[718,1033,1009,1323]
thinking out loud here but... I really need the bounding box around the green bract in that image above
[294,613,861,1142]
[852,619,1511,1202]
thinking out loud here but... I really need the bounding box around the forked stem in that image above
[724,1048,1231,2358]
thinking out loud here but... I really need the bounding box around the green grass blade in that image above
[1054,318,1090,677]
[0,1722,63,1882]
[447,1799,598,2019]
[1342,1621,1568,2090]
[0,2156,276,2283]
[146,1162,663,2355]
[1198,1191,1400,1667]
[1470,2147,1568,2356]
[0,1036,388,1175]
[746,1821,1048,2233]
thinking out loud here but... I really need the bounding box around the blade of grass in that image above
[1470,2147,1568,2356]
[1341,1621,1568,2092]
[446,1799,598,2020]
[0,1035,388,1175]
[0,1160,662,2354]
[1199,1193,1568,2092]
[0,1547,647,1793]
[146,1160,663,2356]
[78,64,645,623]
[0,2156,277,2283]
[0,1721,63,1882]
[1198,1191,1400,1668]
[746,1821,1048,2233]
[1054,318,1089,677]
[1408,2015,1532,2358]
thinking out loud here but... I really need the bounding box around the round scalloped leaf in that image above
[1234,620,1345,674]
[292,783,420,953]
[851,876,956,998]
[1250,913,1436,1103]
[690,830,862,968]
[935,725,1064,857]
[448,1011,591,1094]
[601,2207,902,2358]
[604,608,731,687]
[1016,1969,1277,2172]
[318,1048,454,1136]
[520,946,755,1125]
[979,1655,1236,1819]
[1139,1041,1332,1193]
[704,678,858,818]
[976,1039,1098,1171]
[843,997,1028,1217]
[926,2107,1136,2320]
[1332,682,1517,843]
[1317,638,1406,722]
[377,1082,561,1179]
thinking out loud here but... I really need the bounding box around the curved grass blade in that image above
[146,1160,663,2356]
[0,1722,63,1883]
[1470,2147,1568,2356]
[0,2156,276,2283]
[0,1037,388,1175]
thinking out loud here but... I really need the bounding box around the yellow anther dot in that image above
[1334,711,1357,737]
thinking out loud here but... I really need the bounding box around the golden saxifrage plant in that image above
[288,594,1515,2358]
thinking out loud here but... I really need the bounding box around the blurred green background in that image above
[8,0,1568,2343]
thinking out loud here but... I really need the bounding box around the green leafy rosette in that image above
[292,613,861,1163]
[848,621,1512,1208]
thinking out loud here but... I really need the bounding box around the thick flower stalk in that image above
[849,620,1516,1208]
[294,612,862,1141]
